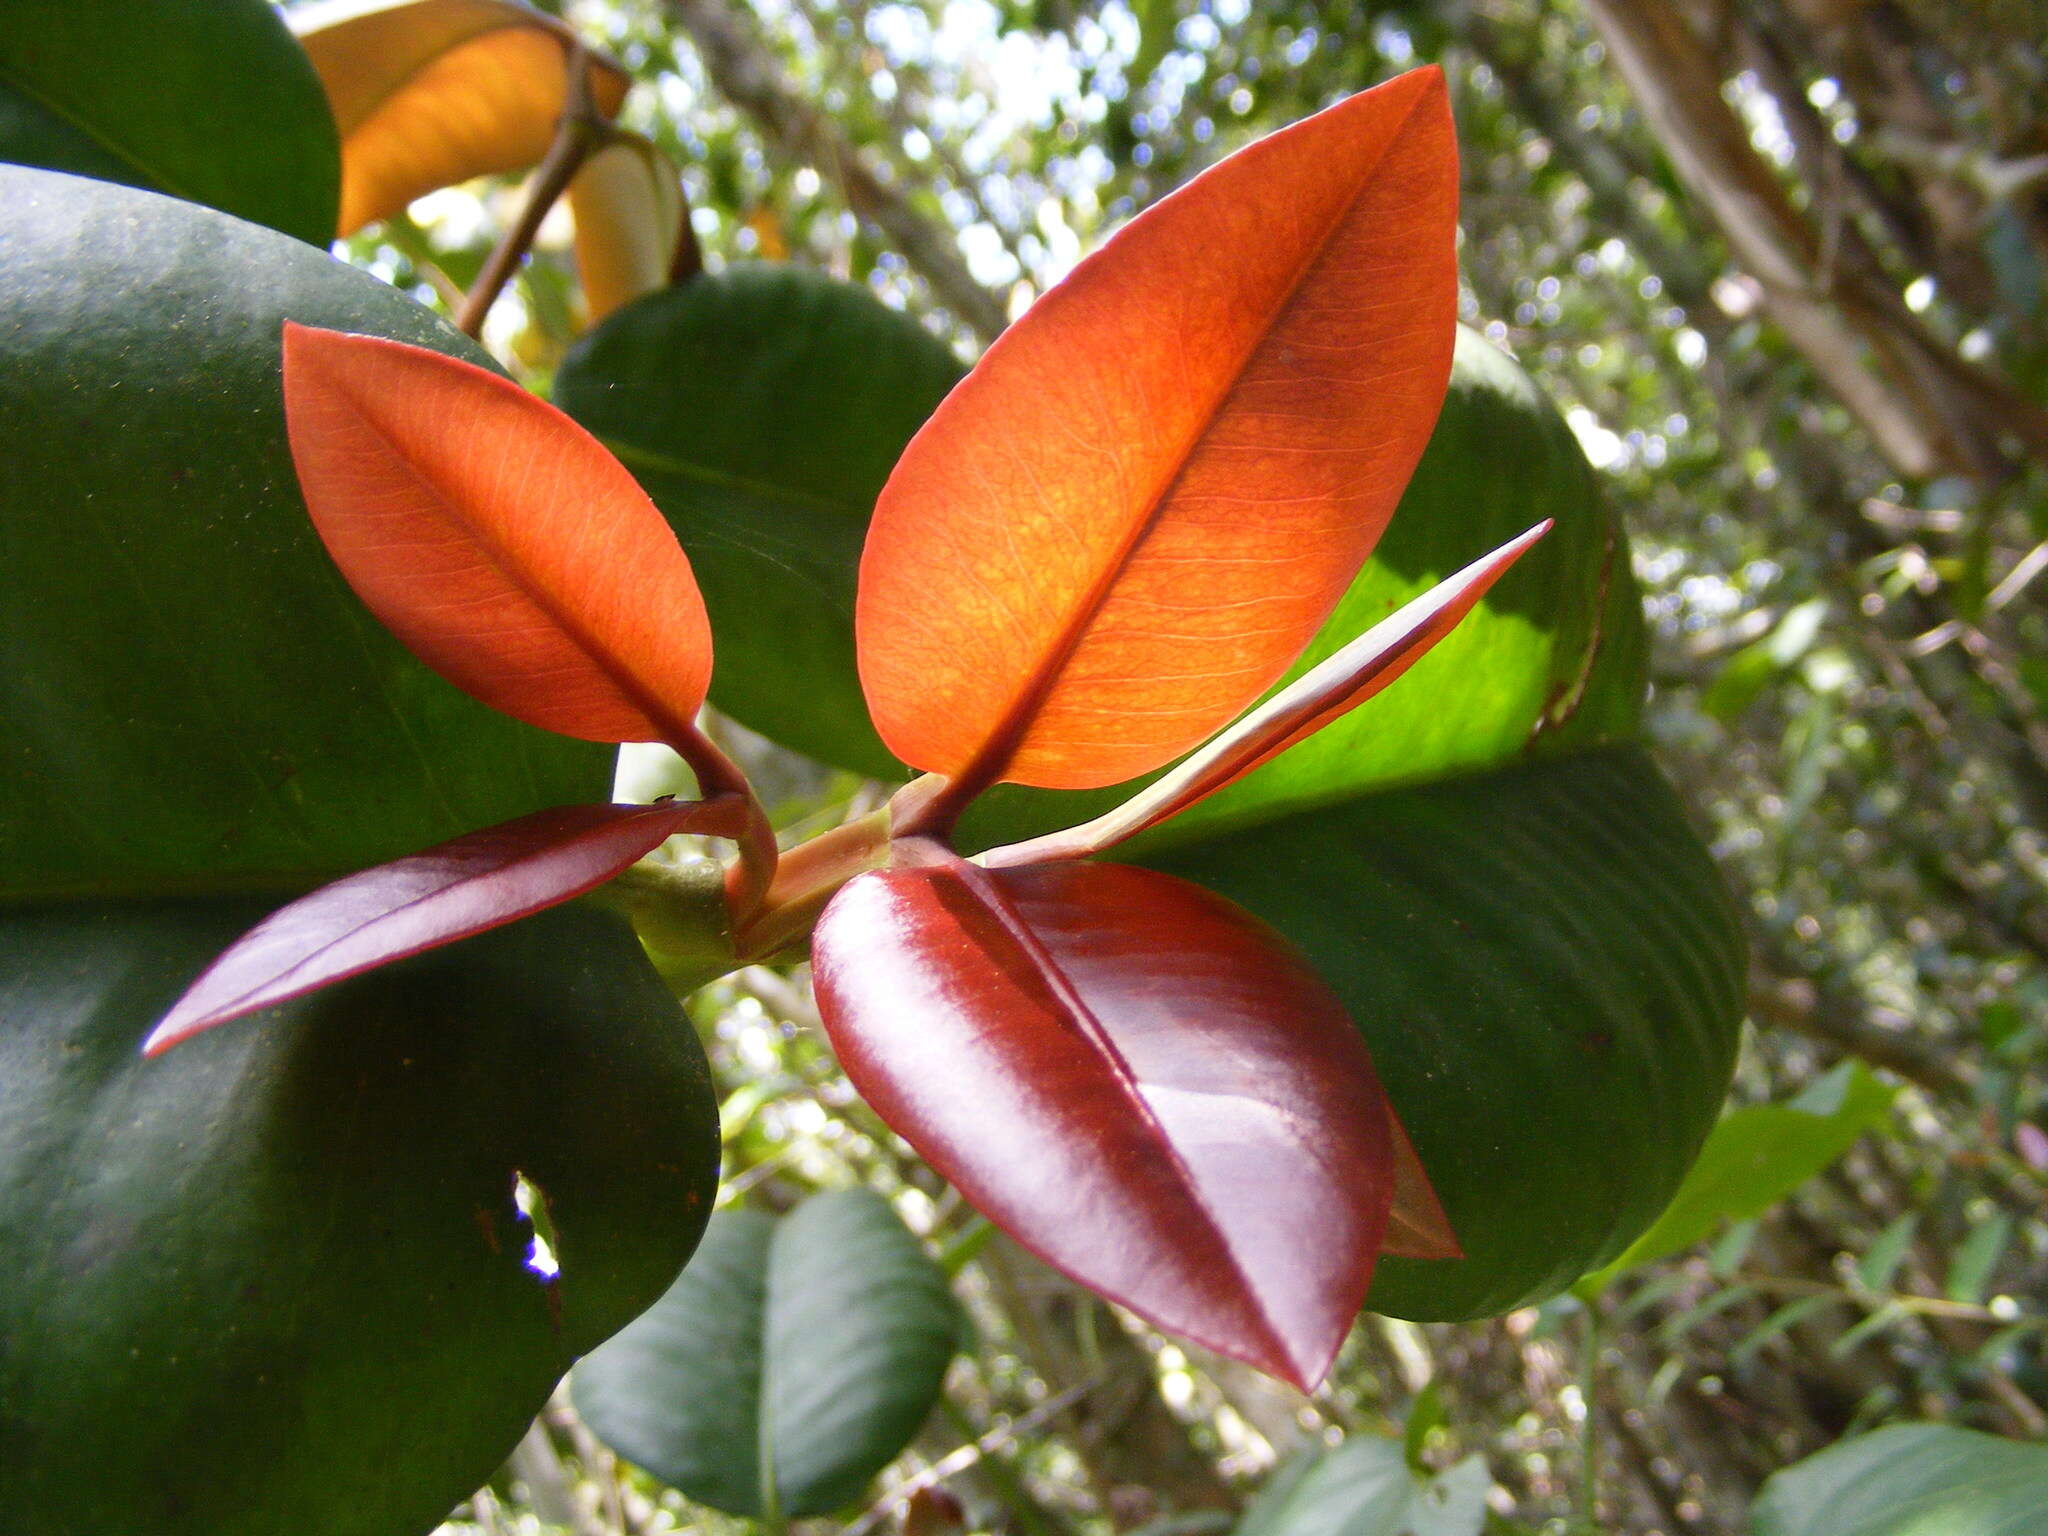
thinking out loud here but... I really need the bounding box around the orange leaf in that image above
[294,0,630,235]
[282,323,712,745]
[857,67,1459,798]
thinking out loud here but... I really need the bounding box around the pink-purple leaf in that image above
[144,798,744,1055]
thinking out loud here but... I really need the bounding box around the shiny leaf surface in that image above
[1151,746,1745,1320]
[554,265,964,776]
[145,798,744,1053]
[568,131,687,323]
[294,0,629,235]
[573,1191,959,1518]
[0,901,719,1536]
[812,856,1395,1388]
[858,67,1459,793]
[0,0,339,244]
[283,324,713,745]
[0,170,608,900]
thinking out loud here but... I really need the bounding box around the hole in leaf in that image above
[512,1171,561,1281]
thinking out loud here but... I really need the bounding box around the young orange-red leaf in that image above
[811,851,1397,1389]
[143,798,742,1055]
[858,67,1459,799]
[282,323,712,746]
[981,522,1549,867]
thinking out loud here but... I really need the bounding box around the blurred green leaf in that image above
[1945,1214,2014,1306]
[1754,1423,2048,1536]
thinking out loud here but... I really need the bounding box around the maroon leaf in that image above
[810,850,1396,1389]
[144,798,744,1055]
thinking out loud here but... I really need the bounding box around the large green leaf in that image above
[955,325,1648,852]
[1151,747,1746,1321]
[572,1189,960,1519]
[0,167,610,900]
[0,900,720,1536]
[1582,1062,1897,1292]
[554,264,966,778]
[1233,1438,1489,1536]
[1752,1424,2048,1536]
[0,0,339,244]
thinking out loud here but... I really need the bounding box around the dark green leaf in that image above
[1754,1423,2048,1536]
[0,1,338,244]
[1150,747,1746,1321]
[0,900,720,1536]
[573,1188,960,1519]
[0,168,610,900]
[554,264,967,777]
[1581,1063,1896,1290]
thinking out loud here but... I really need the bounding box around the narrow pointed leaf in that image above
[982,522,1549,866]
[282,323,713,744]
[568,132,687,323]
[294,0,629,235]
[857,66,1459,792]
[145,798,741,1054]
[811,855,1397,1389]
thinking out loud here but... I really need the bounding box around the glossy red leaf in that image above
[282,323,712,746]
[981,522,1550,867]
[143,798,742,1055]
[811,852,1397,1389]
[858,67,1459,801]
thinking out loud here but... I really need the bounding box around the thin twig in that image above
[455,39,609,337]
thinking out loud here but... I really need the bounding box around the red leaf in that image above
[811,852,1397,1389]
[143,798,742,1055]
[982,522,1550,867]
[858,67,1459,800]
[282,323,712,746]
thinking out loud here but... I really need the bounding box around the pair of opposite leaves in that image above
[149,68,1547,1391]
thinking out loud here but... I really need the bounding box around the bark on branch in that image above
[1580,0,2048,484]
[664,0,1009,343]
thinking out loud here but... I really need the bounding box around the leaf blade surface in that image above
[812,857,1395,1388]
[145,798,741,1052]
[283,323,713,745]
[858,67,1459,792]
